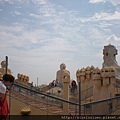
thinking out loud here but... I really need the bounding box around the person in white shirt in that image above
[0,74,14,120]
[0,74,14,105]
[0,81,6,101]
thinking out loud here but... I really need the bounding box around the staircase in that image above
[10,90,64,115]
[9,83,101,115]
[10,89,79,115]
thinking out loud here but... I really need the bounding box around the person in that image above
[0,74,15,120]
[71,80,77,95]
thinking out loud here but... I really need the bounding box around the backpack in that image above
[0,94,9,120]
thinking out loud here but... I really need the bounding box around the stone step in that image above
[11,90,64,115]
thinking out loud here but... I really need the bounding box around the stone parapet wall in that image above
[76,66,95,101]
[76,66,95,91]
[76,66,116,101]
[17,73,30,85]
[93,67,116,101]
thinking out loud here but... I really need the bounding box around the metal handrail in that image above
[82,95,120,106]
[13,82,78,105]
[12,82,120,115]
[14,82,120,106]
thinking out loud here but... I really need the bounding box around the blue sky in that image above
[0,0,120,85]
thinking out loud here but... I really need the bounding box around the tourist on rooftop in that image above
[0,74,15,120]
[71,80,77,95]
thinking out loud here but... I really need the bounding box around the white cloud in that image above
[89,0,120,6]
[107,34,120,41]
[0,0,29,4]
[14,10,21,15]
[31,0,47,5]
[0,24,48,48]
[93,11,120,21]
[79,11,120,23]
[30,13,41,18]
[89,0,106,3]
[0,23,79,53]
